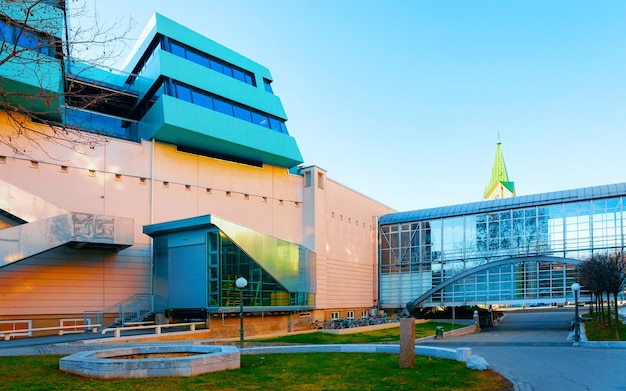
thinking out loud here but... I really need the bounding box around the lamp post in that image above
[236,277,248,348]
[571,282,581,342]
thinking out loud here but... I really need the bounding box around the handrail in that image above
[1,324,101,341]
[100,294,152,315]
[84,293,153,330]
[101,322,205,338]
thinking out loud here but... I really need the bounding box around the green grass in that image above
[583,313,626,341]
[253,321,466,344]
[0,353,512,391]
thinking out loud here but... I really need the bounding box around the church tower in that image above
[484,141,515,200]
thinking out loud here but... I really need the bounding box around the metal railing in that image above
[1,321,101,341]
[101,322,205,338]
[84,294,153,331]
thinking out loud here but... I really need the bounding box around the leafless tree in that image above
[0,0,134,159]
[579,249,626,340]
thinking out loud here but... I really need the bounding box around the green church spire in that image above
[484,141,515,199]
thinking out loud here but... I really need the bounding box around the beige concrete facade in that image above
[0,115,394,332]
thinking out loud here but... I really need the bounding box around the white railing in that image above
[0,320,32,338]
[100,322,205,338]
[1,322,101,341]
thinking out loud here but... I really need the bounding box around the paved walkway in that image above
[419,311,626,391]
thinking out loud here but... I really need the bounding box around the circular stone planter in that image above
[59,345,240,379]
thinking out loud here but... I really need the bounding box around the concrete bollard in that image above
[399,318,416,368]
[456,347,472,362]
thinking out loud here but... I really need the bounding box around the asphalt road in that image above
[420,310,626,391]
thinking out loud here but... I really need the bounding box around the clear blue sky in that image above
[79,1,626,212]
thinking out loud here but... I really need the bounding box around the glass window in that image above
[232,68,245,82]
[245,74,254,86]
[191,90,213,109]
[209,59,223,73]
[0,22,12,42]
[233,105,252,122]
[221,64,233,77]
[169,40,186,58]
[213,98,233,116]
[269,117,282,131]
[186,49,208,66]
[175,83,192,102]
[17,32,38,51]
[263,78,273,93]
[280,122,289,134]
[251,112,269,128]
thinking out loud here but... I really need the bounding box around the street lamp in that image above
[236,277,248,348]
[571,282,581,342]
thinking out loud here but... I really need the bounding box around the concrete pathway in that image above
[419,310,626,391]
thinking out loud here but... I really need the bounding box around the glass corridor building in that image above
[378,183,626,310]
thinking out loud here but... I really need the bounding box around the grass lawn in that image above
[0,353,512,391]
[253,321,466,344]
[583,316,626,341]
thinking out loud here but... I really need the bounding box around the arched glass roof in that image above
[379,182,626,225]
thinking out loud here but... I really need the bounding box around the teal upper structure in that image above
[123,14,303,168]
[1,3,303,169]
[0,0,65,121]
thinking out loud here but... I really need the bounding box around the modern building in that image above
[0,1,621,339]
[0,1,393,336]
[378,183,624,311]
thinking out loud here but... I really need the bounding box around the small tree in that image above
[579,249,626,340]
[0,0,134,159]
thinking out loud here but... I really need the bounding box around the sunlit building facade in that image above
[0,1,393,336]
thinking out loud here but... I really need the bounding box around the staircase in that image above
[0,180,134,268]
[84,294,154,330]
[0,212,134,268]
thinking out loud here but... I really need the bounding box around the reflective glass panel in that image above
[213,98,233,116]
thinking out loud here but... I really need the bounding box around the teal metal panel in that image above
[154,14,274,81]
[158,50,287,119]
[121,13,274,84]
[168,244,207,308]
[139,96,303,168]
[0,48,63,118]
[153,238,170,312]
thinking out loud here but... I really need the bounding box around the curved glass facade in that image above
[379,185,625,308]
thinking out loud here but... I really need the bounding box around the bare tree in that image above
[579,249,626,340]
[0,0,134,159]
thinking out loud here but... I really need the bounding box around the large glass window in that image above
[166,37,256,87]
[213,98,233,116]
[219,233,312,307]
[0,19,57,57]
[159,79,290,134]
